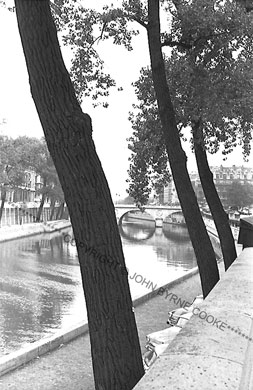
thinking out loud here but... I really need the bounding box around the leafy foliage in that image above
[127,0,253,200]
[13,136,64,202]
[127,95,171,205]
[49,1,141,105]
[126,157,151,206]
[3,0,253,110]
[0,1,15,12]
[164,0,253,156]
[0,135,27,192]
[0,136,64,204]
[117,194,135,204]
[1,0,141,106]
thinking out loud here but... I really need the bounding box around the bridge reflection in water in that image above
[119,215,196,300]
[0,220,196,356]
[120,220,196,269]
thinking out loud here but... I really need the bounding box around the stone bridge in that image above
[114,205,182,227]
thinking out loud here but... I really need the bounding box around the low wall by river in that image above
[0,265,200,377]
[0,206,69,228]
[134,247,253,390]
[0,220,71,243]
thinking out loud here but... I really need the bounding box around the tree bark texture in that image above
[192,121,237,270]
[15,1,144,389]
[147,0,220,297]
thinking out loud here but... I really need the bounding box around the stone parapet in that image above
[134,248,253,390]
[0,220,71,243]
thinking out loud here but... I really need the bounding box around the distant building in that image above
[162,165,253,208]
[162,180,179,205]
[1,170,44,204]
[190,165,253,208]
[190,172,205,205]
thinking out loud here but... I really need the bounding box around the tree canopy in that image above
[0,135,27,191]
[0,135,63,203]
[127,0,253,205]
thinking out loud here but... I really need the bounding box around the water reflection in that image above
[119,222,156,241]
[121,221,196,270]
[163,223,190,242]
[0,233,84,356]
[0,221,197,356]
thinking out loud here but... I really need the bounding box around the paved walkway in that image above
[0,272,203,390]
[134,248,253,390]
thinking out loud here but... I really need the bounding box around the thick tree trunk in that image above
[36,190,46,222]
[192,121,237,270]
[0,187,6,224]
[147,0,219,297]
[49,198,56,221]
[15,2,144,389]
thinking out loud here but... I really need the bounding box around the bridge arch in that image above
[163,211,186,225]
[115,205,182,227]
[118,210,155,227]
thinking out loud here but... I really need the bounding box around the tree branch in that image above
[89,21,107,48]
[161,38,192,49]
[170,0,183,12]
[131,15,148,29]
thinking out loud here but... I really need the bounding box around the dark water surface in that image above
[0,222,196,355]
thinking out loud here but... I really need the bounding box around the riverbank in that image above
[0,268,204,389]
[0,216,231,388]
[0,265,199,378]
[134,248,252,390]
[0,220,71,243]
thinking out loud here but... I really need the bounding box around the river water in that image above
[0,221,196,356]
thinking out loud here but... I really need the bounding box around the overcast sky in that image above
[0,2,252,200]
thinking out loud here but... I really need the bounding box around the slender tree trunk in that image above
[147,0,219,297]
[49,198,56,221]
[192,121,237,270]
[15,2,144,389]
[59,202,65,219]
[0,187,6,224]
[36,190,47,222]
[56,201,64,220]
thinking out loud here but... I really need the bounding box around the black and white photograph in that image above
[0,1,252,389]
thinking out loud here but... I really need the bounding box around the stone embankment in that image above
[134,247,253,390]
[0,220,71,243]
[0,265,200,378]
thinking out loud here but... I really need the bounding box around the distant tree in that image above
[0,136,27,223]
[48,177,65,220]
[226,181,253,209]
[117,195,135,205]
[14,137,64,222]
[127,109,171,206]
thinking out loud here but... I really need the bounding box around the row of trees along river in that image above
[0,136,65,224]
